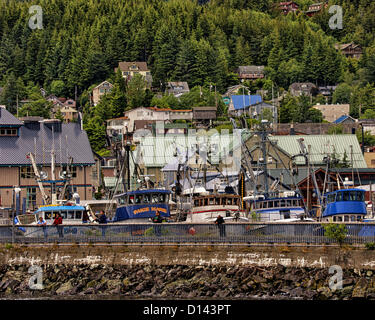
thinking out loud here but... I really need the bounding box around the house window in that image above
[21,167,34,179]
[137,111,143,116]
[62,165,77,178]
[0,128,17,136]
[26,187,37,209]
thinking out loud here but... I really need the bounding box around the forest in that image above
[0,0,375,153]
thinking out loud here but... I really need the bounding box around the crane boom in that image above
[27,152,49,205]
[296,138,322,204]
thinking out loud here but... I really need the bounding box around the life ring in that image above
[188,227,196,235]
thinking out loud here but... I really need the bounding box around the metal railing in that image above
[1,222,375,244]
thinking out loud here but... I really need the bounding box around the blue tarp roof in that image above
[333,115,351,124]
[231,95,262,110]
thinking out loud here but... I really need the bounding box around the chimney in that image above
[43,119,62,132]
[0,105,6,118]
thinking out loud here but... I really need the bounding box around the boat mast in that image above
[27,152,49,205]
[259,120,269,196]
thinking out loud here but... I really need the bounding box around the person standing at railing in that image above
[215,214,226,237]
[37,216,47,239]
[152,210,163,236]
[53,213,63,238]
[98,211,108,237]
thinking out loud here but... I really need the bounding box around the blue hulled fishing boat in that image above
[112,189,171,223]
[321,188,367,222]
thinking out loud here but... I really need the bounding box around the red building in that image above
[278,2,299,15]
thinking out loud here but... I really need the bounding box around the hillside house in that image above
[335,43,363,59]
[166,82,190,97]
[289,82,318,97]
[192,106,217,121]
[237,66,265,80]
[124,107,193,133]
[59,106,78,122]
[306,2,328,16]
[312,103,350,123]
[277,2,299,15]
[106,116,130,138]
[116,61,153,88]
[333,115,356,125]
[91,81,113,106]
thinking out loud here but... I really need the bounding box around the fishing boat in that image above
[184,193,249,223]
[245,191,310,222]
[112,189,172,223]
[320,188,367,222]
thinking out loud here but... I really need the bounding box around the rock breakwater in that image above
[0,264,374,300]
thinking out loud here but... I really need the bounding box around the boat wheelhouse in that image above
[33,205,90,224]
[186,193,249,223]
[113,189,171,223]
[246,192,306,222]
[321,189,367,222]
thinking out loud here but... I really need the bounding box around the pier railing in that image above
[2,222,375,244]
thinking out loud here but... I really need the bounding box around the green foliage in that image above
[327,124,343,135]
[323,223,347,245]
[50,80,66,97]
[214,124,233,133]
[365,242,375,250]
[332,83,352,104]
[126,74,147,109]
[83,115,107,153]
[356,129,375,148]
[54,108,64,122]
[18,84,53,118]
[279,94,322,123]
[360,109,375,119]
[151,94,180,109]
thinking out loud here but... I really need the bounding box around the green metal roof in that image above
[268,134,367,168]
[136,133,242,168]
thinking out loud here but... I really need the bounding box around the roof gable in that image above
[0,122,94,165]
[118,61,149,72]
[0,107,23,126]
[333,115,355,124]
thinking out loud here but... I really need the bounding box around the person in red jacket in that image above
[53,213,64,238]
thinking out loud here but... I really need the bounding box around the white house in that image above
[124,107,193,132]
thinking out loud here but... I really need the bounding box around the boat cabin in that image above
[322,189,367,222]
[112,189,171,222]
[252,197,304,211]
[115,189,170,206]
[193,194,243,208]
[34,205,89,223]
